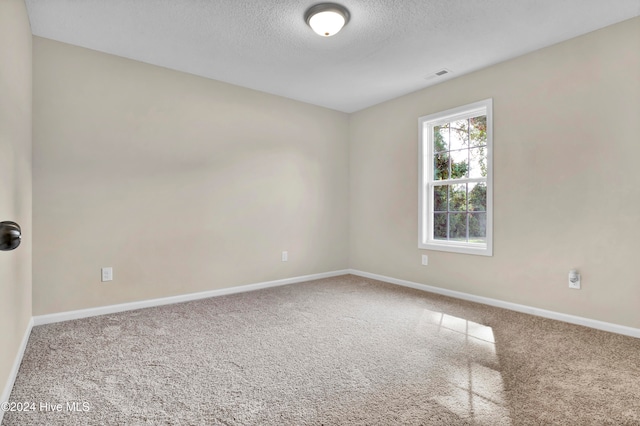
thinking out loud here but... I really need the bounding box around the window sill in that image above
[419,241,492,256]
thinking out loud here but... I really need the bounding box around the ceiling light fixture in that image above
[305,3,350,37]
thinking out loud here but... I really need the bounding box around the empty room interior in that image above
[1,0,640,424]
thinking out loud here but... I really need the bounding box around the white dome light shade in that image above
[305,4,350,37]
[309,11,345,36]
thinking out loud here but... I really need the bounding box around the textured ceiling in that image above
[25,0,640,112]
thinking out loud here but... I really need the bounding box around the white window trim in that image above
[418,98,493,256]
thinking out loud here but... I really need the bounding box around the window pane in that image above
[434,153,449,180]
[469,212,487,243]
[449,119,469,150]
[450,149,468,179]
[434,124,449,152]
[449,184,467,211]
[449,213,467,241]
[469,147,487,178]
[434,185,447,211]
[468,182,487,211]
[469,115,487,148]
[434,213,447,240]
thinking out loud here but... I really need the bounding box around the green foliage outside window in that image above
[432,116,487,243]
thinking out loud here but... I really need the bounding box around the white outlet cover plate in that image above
[101,267,113,282]
[569,274,580,289]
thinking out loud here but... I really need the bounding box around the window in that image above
[419,99,493,256]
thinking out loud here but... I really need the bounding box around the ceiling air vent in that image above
[424,68,453,81]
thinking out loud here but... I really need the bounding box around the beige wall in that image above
[0,0,33,401]
[32,18,640,329]
[33,38,349,315]
[349,17,640,328]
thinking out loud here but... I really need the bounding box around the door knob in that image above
[0,221,21,251]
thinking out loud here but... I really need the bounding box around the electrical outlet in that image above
[101,267,113,282]
[568,270,580,289]
[282,251,288,262]
[421,255,428,266]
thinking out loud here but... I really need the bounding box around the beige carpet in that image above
[3,275,640,425]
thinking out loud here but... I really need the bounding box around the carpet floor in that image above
[3,275,640,425]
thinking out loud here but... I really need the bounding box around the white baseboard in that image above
[33,270,350,326]
[349,269,640,339]
[1,317,34,424]
[31,268,640,336]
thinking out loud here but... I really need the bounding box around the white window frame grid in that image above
[418,98,493,256]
